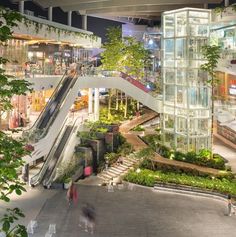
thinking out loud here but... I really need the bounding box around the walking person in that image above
[87,204,96,234]
[79,203,89,232]
[227,194,235,216]
[67,182,78,206]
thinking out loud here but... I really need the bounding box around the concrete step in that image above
[123,160,134,166]
[107,169,121,175]
[99,173,113,180]
[126,157,137,163]
[111,166,127,172]
[105,171,119,177]
[119,164,129,169]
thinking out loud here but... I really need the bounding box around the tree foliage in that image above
[200,44,221,154]
[0,7,31,236]
[200,45,221,86]
[101,26,149,79]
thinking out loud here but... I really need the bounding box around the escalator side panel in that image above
[42,125,73,183]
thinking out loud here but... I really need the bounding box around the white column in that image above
[88,88,93,114]
[19,1,24,14]
[48,7,53,21]
[94,88,99,121]
[68,11,72,26]
[225,0,229,7]
[82,15,87,31]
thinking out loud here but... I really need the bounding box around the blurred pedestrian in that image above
[227,194,235,216]
[79,203,89,232]
[67,182,78,206]
[87,203,96,234]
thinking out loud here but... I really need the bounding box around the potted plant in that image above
[63,177,72,189]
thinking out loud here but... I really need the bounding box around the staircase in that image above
[97,156,138,182]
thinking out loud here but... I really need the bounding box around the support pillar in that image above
[67,11,72,26]
[94,88,99,121]
[48,7,53,21]
[88,88,93,114]
[204,3,208,9]
[225,0,229,7]
[19,1,24,14]
[82,15,87,31]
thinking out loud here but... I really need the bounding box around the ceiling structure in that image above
[13,0,222,23]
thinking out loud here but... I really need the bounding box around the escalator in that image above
[27,71,78,139]
[42,125,73,187]
[30,119,75,187]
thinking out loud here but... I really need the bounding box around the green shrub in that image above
[125,170,155,187]
[124,169,236,195]
[132,125,145,131]
[140,158,233,180]
[143,135,227,170]
[117,142,134,156]
[105,152,120,165]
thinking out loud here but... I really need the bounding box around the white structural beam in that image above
[19,0,24,14]
[88,88,93,114]
[33,0,221,8]
[225,0,229,7]
[67,11,72,26]
[82,15,87,30]
[48,6,53,21]
[94,88,99,121]
[77,4,203,15]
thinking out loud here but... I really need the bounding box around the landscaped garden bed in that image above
[142,134,227,170]
[124,169,236,195]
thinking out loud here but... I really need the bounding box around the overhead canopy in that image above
[12,0,222,21]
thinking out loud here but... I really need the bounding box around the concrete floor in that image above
[213,137,236,173]
[18,184,235,237]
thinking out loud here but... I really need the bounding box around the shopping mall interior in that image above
[0,0,236,236]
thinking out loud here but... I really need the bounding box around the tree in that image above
[101,26,149,118]
[0,7,31,236]
[200,45,221,152]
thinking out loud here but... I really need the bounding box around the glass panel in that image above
[176,86,187,107]
[164,114,175,130]
[164,39,174,59]
[176,12,187,37]
[177,69,186,85]
[189,11,209,18]
[164,132,175,148]
[164,85,175,104]
[176,135,187,152]
[176,117,187,134]
[176,38,186,60]
[190,24,209,37]
[164,68,175,84]
[164,14,175,38]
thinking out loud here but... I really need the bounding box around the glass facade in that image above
[162,8,211,152]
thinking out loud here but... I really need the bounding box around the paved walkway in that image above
[213,136,236,173]
[14,184,236,237]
